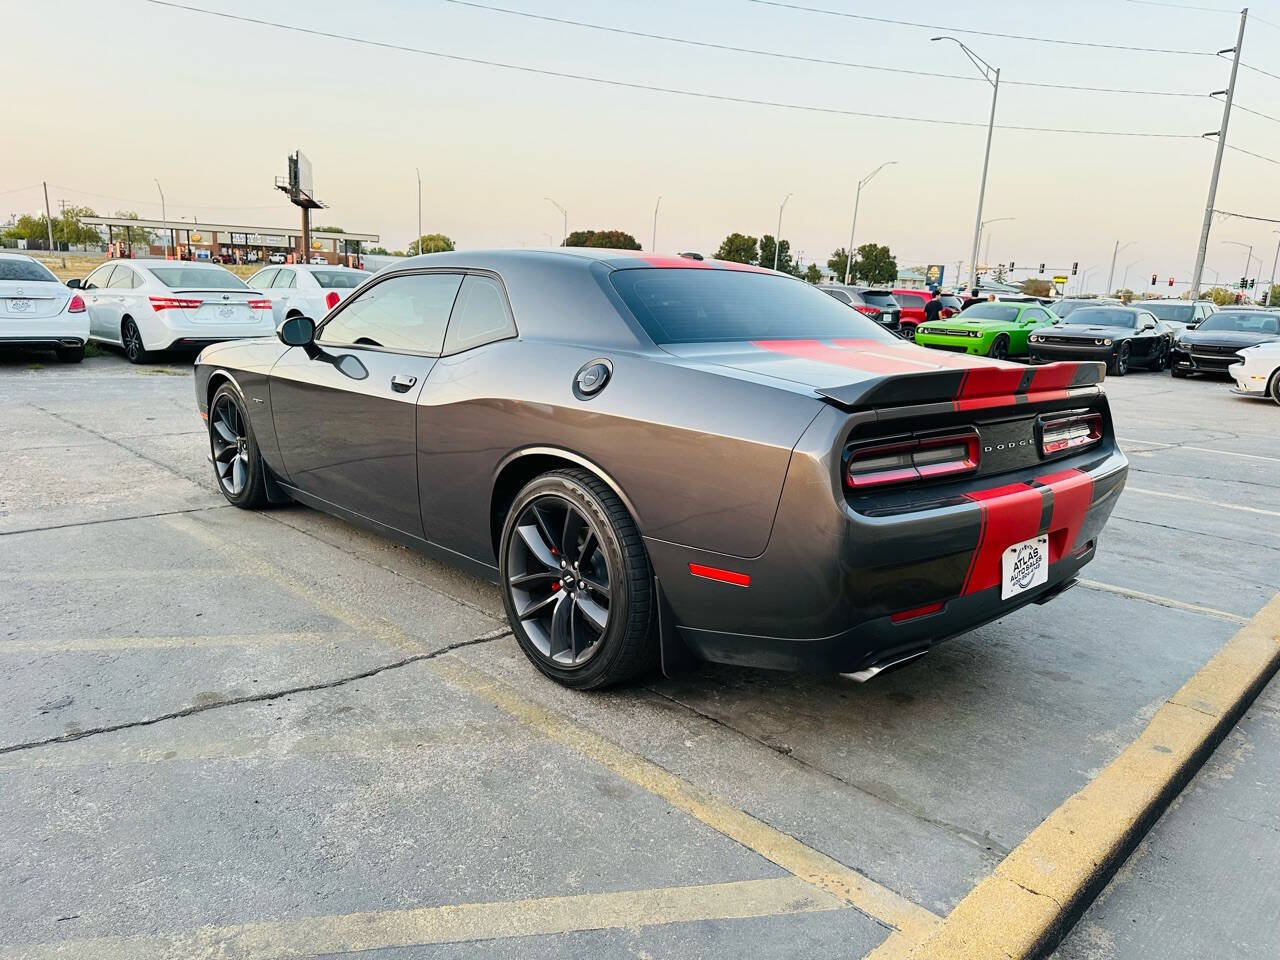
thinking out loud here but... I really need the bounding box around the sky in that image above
[7,0,1280,292]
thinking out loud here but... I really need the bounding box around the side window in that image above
[899,293,925,309]
[1022,308,1049,323]
[829,290,853,304]
[248,269,277,289]
[320,272,463,354]
[84,265,115,290]
[443,274,517,354]
[107,267,136,289]
[272,269,296,289]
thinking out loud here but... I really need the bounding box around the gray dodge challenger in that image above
[194,249,1128,688]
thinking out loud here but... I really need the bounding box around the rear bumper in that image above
[0,335,85,350]
[648,402,1128,674]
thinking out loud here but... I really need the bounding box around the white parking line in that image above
[1119,438,1280,464]
[1078,579,1249,625]
[1126,486,1280,518]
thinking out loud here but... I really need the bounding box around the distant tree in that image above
[54,205,101,249]
[827,247,854,283]
[804,262,823,284]
[758,235,795,274]
[313,225,345,233]
[1018,278,1053,297]
[562,229,641,250]
[990,264,1008,284]
[2,214,51,248]
[1113,288,1136,303]
[1205,286,1236,306]
[113,211,154,249]
[851,243,896,285]
[715,232,758,264]
[407,233,455,255]
[368,246,390,255]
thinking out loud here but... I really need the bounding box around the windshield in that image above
[1144,303,1194,323]
[310,269,365,289]
[957,303,1020,322]
[1052,300,1104,318]
[148,267,249,290]
[1197,312,1280,334]
[1062,308,1137,328]
[0,258,59,283]
[609,269,898,344]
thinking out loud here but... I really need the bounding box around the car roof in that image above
[393,248,778,275]
[0,251,39,262]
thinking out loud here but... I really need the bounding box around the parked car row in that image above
[0,254,368,364]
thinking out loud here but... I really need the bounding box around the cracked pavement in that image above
[3,352,1279,958]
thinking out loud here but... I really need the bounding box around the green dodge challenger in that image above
[915,302,1059,360]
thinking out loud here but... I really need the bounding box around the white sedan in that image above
[0,252,89,362]
[245,263,368,325]
[1230,341,1280,404]
[71,260,274,363]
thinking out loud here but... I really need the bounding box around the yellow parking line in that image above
[1126,486,1280,518]
[870,590,1280,959]
[0,631,342,653]
[1078,579,1249,625]
[428,657,941,942]
[0,877,845,960]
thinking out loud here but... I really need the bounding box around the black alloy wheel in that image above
[1111,341,1130,377]
[209,385,268,507]
[122,318,149,364]
[1269,370,1280,405]
[1153,341,1170,370]
[500,469,655,688]
[989,334,1010,361]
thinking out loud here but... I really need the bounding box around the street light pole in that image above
[843,161,896,284]
[1106,240,1136,297]
[154,179,168,259]
[1268,231,1280,305]
[1121,259,1142,291]
[545,197,567,246]
[415,168,422,256]
[934,36,999,296]
[774,192,792,272]
[1191,8,1248,298]
[651,195,661,252]
[1223,240,1254,296]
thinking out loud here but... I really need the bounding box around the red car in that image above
[892,289,962,338]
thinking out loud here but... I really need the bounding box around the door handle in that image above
[390,374,417,393]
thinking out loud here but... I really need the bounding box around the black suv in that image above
[818,285,902,335]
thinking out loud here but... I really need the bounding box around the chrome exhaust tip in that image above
[841,647,929,683]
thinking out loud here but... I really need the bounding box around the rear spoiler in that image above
[815,361,1105,411]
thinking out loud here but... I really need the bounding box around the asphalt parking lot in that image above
[2,349,1278,959]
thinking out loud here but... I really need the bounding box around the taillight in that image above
[854,305,879,316]
[247,299,272,311]
[149,296,202,311]
[846,430,980,488]
[325,290,340,310]
[1040,413,1102,456]
[68,294,85,313]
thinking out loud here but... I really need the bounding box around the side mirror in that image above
[277,314,316,347]
[66,278,82,289]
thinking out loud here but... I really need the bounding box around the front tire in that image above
[499,468,655,689]
[1109,342,1130,377]
[1269,369,1280,405]
[209,384,269,508]
[122,318,150,364]
[988,334,1010,361]
[1171,364,1188,379]
[55,345,84,363]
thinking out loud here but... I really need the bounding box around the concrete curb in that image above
[892,591,1280,960]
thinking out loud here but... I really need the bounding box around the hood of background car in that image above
[1048,325,1135,339]
[1179,329,1278,347]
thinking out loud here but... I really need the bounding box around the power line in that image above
[139,1,1204,139]
[47,182,281,211]
[445,0,1205,98]
[1214,208,1280,223]
[744,0,1217,54]
[1238,59,1280,83]
[1225,143,1280,165]
[0,183,42,198]
[1124,0,1237,12]
[1230,100,1280,126]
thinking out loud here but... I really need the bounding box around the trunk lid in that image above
[167,289,265,325]
[0,280,69,319]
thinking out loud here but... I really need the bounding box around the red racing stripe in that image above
[1036,467,1094,562]
[960,482,1045,595]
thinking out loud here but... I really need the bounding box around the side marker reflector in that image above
[689,563,750,587]
[890,601,945,624]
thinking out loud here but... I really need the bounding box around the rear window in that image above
[1062,308,1137,328]
[958,304,1020,322]
[609,269,897,345]
[1199,312,1280,334]
[858,291,898,308]
[310,269,364,289]
[148,267,248,290]
[0,258,58,282]
[1144,303,1193,323]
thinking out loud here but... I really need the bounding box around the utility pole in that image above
[1191,7,1248,298]
[774,193,792,272]
[651,195,661,252]
[41,182,63,267]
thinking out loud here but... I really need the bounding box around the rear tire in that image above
[988,334,1010,361]
[55,345,84,363]
[499,468,655,689]
[122,318,150,364]
[209,384,270,509]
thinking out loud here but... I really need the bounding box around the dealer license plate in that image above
[1001,535,1048,600]
[6,298,32,313]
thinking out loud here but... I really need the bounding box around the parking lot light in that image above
[774,193,793,272]
[154,179,169,259]
[545,197,567,246]
[844,162,896,285]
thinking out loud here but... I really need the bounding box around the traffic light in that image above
[1151,273,1158,286]
[1009,260,1015,270]
[1249,278,1256,289]
[1241,277,1248,289]
[1038,263,1045,274]
[1072,261,1078,275]
[1168,277,1174,287]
